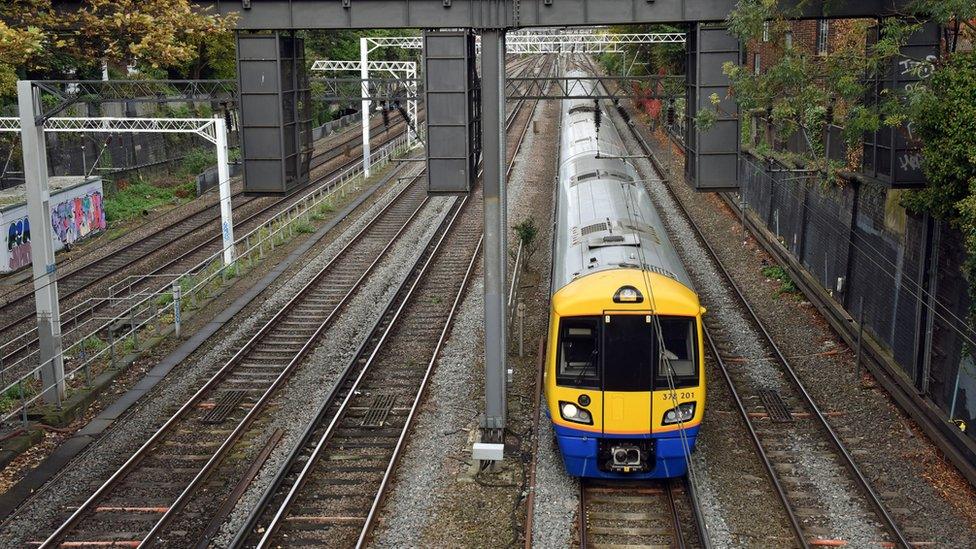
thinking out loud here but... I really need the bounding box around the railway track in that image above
[0,112,391,315]
[608,60,913,548]
[229,54,553,549]
[0,114,414,384]
[33,164,430,548]
[579,478,702,549]
[30,55,544,549]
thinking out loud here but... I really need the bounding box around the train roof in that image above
[552,70,694,297]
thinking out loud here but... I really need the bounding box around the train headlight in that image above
[662,402,696,425]
[613,285,644,304]
[559,401,593,425]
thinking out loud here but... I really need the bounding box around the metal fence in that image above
[739,154,976,445]
[0,132,415,426]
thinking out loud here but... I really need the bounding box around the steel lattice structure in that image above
[0,117,220,144]
[310,60,418,73]
[506,75,682,99]
[364,32,685,54]
[0,117,18,132]
[311,60,420,151]
[506,32,686,53]
[31,80,236,122]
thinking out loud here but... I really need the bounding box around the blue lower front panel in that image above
[553,422,700,479]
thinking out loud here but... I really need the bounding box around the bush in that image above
[180,148,217,177]
[762,265,798,296]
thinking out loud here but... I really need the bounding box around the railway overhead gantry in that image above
[6,81,238,406]
[311,58,420,176]
[44,0,923,462]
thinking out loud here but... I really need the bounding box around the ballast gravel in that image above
[371,96,570,548]
[644,124,976,544]
[208,167,455,546]
[612,103,832,548]
[369,278,485,548]
[0,165,434,547]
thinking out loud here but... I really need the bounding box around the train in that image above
[544,70,706,479]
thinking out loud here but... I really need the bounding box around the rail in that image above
[0,132,416,427]
[619,91,911,548]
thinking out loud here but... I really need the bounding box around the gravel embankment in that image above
[640,124,976,545]
[207,171,455,545]
[0,165,434,547]
[371,97,562,548]
[606,103,799,546]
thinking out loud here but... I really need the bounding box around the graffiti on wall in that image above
[6,218,31,270]
[51,191,106,246]
[1,179,106,273]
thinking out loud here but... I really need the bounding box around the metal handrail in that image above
[0,131,418,425]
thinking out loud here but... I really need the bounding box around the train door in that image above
[600,312,654,437]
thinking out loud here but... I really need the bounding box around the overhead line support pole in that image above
[360,37,372,177]
[480,29,507,455]
[18,80,65,404]
[215,115,236,266]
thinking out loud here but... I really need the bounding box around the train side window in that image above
[557,317,600,388]
[655,317,698,389]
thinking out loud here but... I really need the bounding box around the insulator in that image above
[593,99,601,133]
[382,101,389,128]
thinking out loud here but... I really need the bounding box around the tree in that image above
[722,0,976,321]
[0,0,236,100]
[0,1,53,97]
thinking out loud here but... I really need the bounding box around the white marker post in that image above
[214,115,235,266]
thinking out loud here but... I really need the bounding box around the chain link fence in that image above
[739,153,976,444]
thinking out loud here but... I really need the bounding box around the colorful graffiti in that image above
[1,180,106,272]
[6,217,31,270]
[51,191,106,246]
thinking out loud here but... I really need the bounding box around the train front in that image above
[545,70,705,479]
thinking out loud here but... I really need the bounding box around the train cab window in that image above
[603,315,654,391]
[654,317,699,389]
[557,317,600,388]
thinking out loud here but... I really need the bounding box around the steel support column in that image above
[360,37,372,177]
[215,115,236,265]
[18,81,64,404]
[480,29,507,451]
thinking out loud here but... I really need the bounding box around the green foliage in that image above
[762,265,798,296]
[80,336,108,353]
[180,148,218,177]
[293,221,316,234]
[901,51,976,321]
[103,180,184,223]
[0,381,37,413]
[0,1,236,102]
[513,218,538,249]
[303,29,421,113]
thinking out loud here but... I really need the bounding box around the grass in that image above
[762,265,799,296]
[294,221,316,234]
[103,180,194,224]
[0,381,37,414]
[80,336,108,353]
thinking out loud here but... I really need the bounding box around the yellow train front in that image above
[545,71,705,479]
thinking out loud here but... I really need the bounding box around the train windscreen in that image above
[654,317,699,389]
[556,315,698,390]
[603,315,654,391]
[557,316,601,389]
